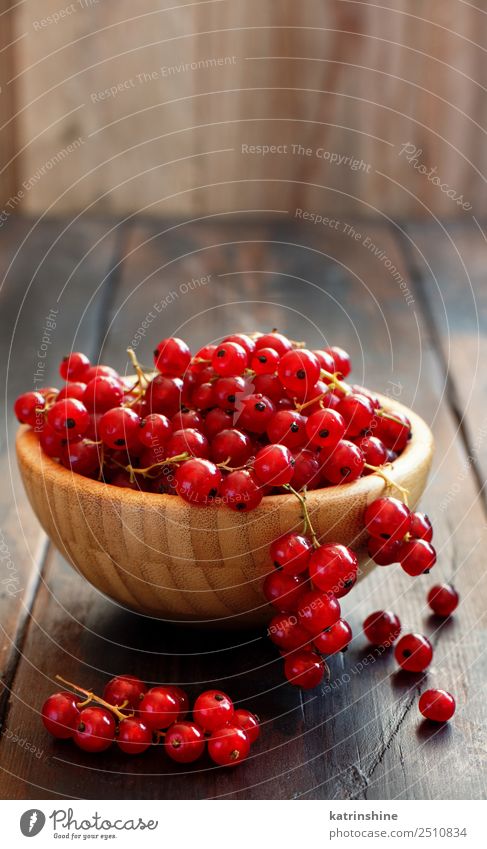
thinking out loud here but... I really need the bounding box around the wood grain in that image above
[9,0,487,218]
[0,218,485,800]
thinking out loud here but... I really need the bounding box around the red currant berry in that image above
[204,407,234,439]
[192,382,214,411]
[418,689,455,722]
[166,686,190,720]
[374,411,411,452]
[305,409,346,449]
[355,435,388,468]
[321,440,365,484]
[83,376,124,414]
[363,610,401,646]
[312,349,336,373]
[40,426,67,458]
[313,618,352,655]
[255,332,292,357]
[233,709,260,744]
[212,376,246,411]
[427,584,459,617]
[399,539,436,576]
[61,441,101,476]
[223,333,256,356]
[117,718,152,754]
[284,650,327,689]
[410,512,433,542]
[84,364,120,383]
[263,571,306,612]
[297,590,341,635]
[337,393,375,437]
[60,352,90,381]
[191,344,217,372]
[270,532,313,575]
[99,407,142,450]
[364,496,411,542]
[211,428,253,466]
[309,544,358,598]
[139,687,180,730]
[193,690,234,732]
[154,337,191,376]
[212,341,248,377]
[367,536,402,566]
[73,707,116,752]
[175,458,222,505]
[251,347,280,375]
[208,725,250,767]
[235,393,276,433]
[139,413,172,448]
[267,410,307,449]
[278,349,320,394]
[15,391,46,428]
[219,469,263,511]
[323,346,352,378]
[41,692,80,739]
[103,675,147,710]
[47,398,90,440]
[394,633,433,672]
[253,373,287,404]
[172,409,204,432]
[166,428,209,459]
[254,444,294,487]
[290,449,321,491]
[165,721,205,763]
[56,382,88,402]
[268,613,309,651]
[145,375,183,417]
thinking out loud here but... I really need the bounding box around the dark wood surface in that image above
[0,215,486,800]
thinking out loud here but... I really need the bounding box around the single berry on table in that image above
[165,721,206,763]
[117,718,152,755]
[427,583,459,617]
[363,610,401,646]
[234,709,260,744]
[193,690,234,732]
[418,689,455,722]
[207,725,250,767]
[394,633,433,672]
[41,692,80,739]
[73,707,116,752]
[284,649,328,689]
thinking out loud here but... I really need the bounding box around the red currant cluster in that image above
[14,331,412,507]
[41,674,259,767]
[365,496,437,576]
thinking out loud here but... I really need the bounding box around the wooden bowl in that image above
[16,394,433,628]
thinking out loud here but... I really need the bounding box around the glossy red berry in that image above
[254,444,294,487]
[290,449,321,491]
[251,346,279,375]
[278,349,320,394]
[47,398,90,440]
[117,718,152,754]
[15,391,45,427]
[363,610,401,646]
[394,633,433,672]
[166,686,190,721]
[83,376,124,414]
[254,332,292,357]
[419,689,455,722]
[139,687,180,730]
[193,690,234,732]
[297,590,341,636]
[204,407,234,439]
[175,458,222,505]
[367,536,402,566]
[171,409,204,432]
[284,650,327,689]
[212,376,246,411]
[321,440,365,484]
[60,352,90,381]
[337,393,375,437]
[233,709,260,744]
[267,410,307,449]
[208,725,250,767]
[235,393,276,433]
[219,469,262,511]
[99,407,142,450]
[253,373,287,403]
[56,382,87,402]
[212,341,248,377]
[166,428,209,459]
[210,428,253,466]
[374,411,411,452]
[73,707,116,752]
[103,675,147,710]
[191,382,214,411]
[83,364,120,383]
[145,375,183,417]
[165,721,206,763]
[399,539,436,576]
[364,496,411,542]
[61,440,101,476]
[313,618,352,655]
[355,435,388,468]
[263,571,306,612]
[427,584,459,617]
[268,612,309,651]
[312,349,336,373]
[39,426,67,458]
[305,409,346,449]
[410,512,433,542]
[309,544,358,598]
[270,532,313,575]
[41,692,80,739]
[223,333,256,357]
[139,413,172,448]
[323,346,351,378]
[153,337,191,376]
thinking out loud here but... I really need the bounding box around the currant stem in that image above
[125,451,191,480]
[377,408,406,428]
[216,456,251,473]
[283,484,320,548]
[294,390,329,413]
[364,463,410,506]
[55,675,133,721]
[127,347,149,390]
[319,369,351,396]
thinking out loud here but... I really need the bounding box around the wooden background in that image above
[0,0,486,218]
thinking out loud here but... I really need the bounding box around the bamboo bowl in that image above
[16,395,434,628]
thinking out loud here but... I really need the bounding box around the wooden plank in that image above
[11,0,487,218]
[1,217,486,799]
[0,217,121,723]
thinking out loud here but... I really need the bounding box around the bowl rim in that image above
[16,392,434,514]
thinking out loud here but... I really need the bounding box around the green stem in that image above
[364,463,410,506]
[283,484,320,548]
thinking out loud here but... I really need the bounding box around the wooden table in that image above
[0,215,486,800]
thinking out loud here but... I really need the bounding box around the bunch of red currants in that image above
[41,674,259,767]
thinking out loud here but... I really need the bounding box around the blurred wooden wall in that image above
[1,0,487,219]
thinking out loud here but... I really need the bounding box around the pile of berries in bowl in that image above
[15,331,434,625]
